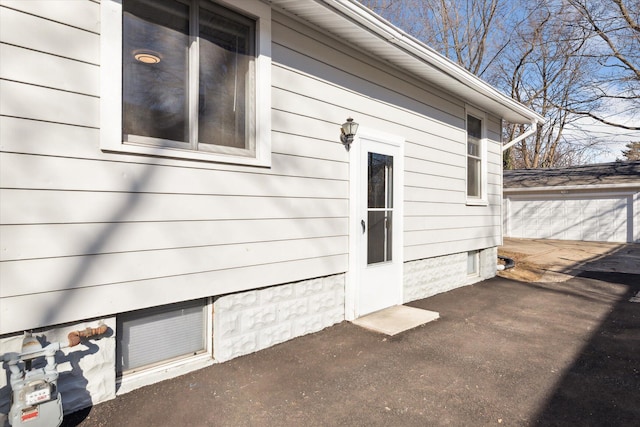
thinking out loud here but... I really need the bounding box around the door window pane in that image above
[123,0,189,143]
[368,153,393,208]
[367,211,384,264]
[367,153,393,265]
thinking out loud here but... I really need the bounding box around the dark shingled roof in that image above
[503,161,640,188]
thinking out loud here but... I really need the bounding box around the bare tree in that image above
[500,1,604,168]
[360,0,516,78]
[359,0,638,168]
[565,0,640,130]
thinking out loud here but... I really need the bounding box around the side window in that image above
[465,107,486,202]
[102,0,271,166]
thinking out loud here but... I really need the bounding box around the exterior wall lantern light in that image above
[340,117,359,151]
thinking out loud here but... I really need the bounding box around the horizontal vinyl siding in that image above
[0,190,347,224]
[0,3,349,333]
[1,3,506,332]
[1,236,348,297]
[1,218,348,261]
[272,17,464,130]
[4,255,346,333]
[0,44,99,96]
[0,0,101,35]
[271,14,501,262]
[402,117,502,260]
[0,4,100,64]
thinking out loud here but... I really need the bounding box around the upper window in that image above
[465,107,486,203]
[101,0,271,166]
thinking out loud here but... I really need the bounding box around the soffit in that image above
[269,0,544,125]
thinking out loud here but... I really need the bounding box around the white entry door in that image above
[349,130,404,318]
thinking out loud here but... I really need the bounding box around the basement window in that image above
[117,299,208,375]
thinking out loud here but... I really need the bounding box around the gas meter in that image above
[2,325,107,427]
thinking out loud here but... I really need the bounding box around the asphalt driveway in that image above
[64,242,639,426]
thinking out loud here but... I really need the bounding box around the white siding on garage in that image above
[505,195,633,243]
[1,1,503,334]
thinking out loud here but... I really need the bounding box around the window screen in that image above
[117,299,206,374]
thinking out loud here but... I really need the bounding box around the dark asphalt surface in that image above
[63,272,639,426]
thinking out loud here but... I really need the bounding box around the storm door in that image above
[353,133,404,317]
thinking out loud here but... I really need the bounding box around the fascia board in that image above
[504,183,640,193]
[325,0,544,124]
[271,0,544,125]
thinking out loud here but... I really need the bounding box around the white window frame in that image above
[101,0,271,167]
[116,298,214,395]
[465,105,487,205]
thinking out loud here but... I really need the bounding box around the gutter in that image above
[502,121,537,152]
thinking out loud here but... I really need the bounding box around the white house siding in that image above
[272,13,503,264]
[404,114,503,261]
[0,2,349,334]
[213,274,345,363]
[0,0,505,414]
[404,247,497,302]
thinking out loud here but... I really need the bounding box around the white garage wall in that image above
[504,192,638,243]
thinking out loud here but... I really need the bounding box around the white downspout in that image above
[502,121,537,152]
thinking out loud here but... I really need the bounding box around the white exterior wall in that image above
[0,3,349,334]
[404,248,496,302]
[272,14,503,263]
[1,1,501,335]
[1,0,506,415]
[214,274,345,362]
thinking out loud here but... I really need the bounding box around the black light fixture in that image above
[340,117,359,151]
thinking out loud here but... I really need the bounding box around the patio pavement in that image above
[63,240,640,427]
[499,237,640,279]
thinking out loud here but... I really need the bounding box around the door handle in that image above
[361,219,366,234]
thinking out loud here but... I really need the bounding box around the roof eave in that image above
[269,0,544,125]
[504,182,640,193]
